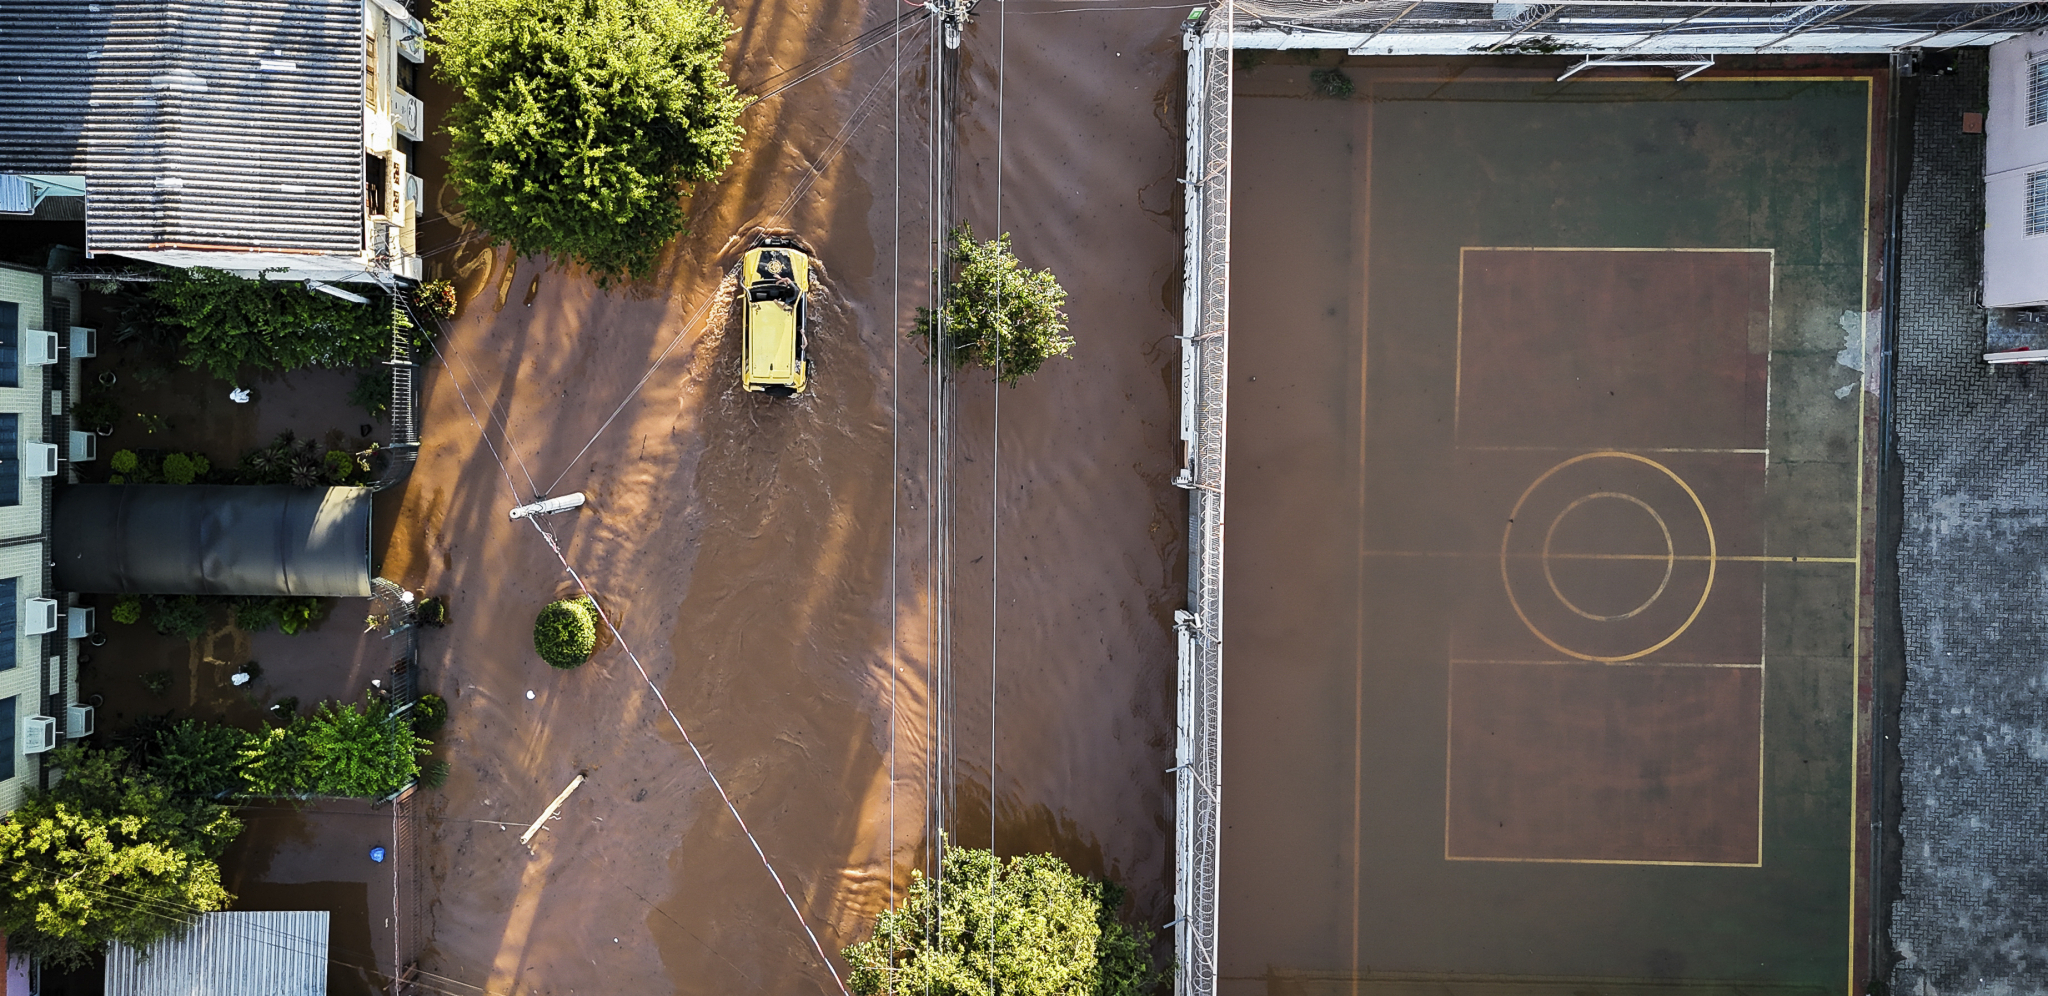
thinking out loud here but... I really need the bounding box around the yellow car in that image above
[740,245,812,397]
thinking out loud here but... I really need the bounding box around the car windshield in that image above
[749,282,797,303]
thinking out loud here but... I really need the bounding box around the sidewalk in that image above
[1890,48,2048,994]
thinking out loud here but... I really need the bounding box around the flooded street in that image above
[377,1,1190,992]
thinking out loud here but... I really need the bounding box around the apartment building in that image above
[0,0,427,285]
[0,263,93,815]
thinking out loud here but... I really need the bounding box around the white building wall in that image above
[0,266,62,816]
[0,266,48,540]
[1986,29,2048,309]
[0,541,47,815]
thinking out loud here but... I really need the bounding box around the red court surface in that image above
[1446,660,1764,865]
[1457,248,1773,451]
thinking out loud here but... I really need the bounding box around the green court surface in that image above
[1221,64,1883,994]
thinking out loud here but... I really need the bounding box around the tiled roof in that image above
[0,0,365,254]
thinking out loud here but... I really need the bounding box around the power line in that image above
[522,520,851,996]
[424,325,850,996]
[891,0,905,924]
[772,52,918,224]
[745,11,929,107]
[538,270,732,497]
[988,0,1007,989]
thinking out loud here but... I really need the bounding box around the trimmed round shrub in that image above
[533,597,597,668]
[109,450,139,475]
[411,693,448,734]
[110,596,142,626]
[162,452,195,485]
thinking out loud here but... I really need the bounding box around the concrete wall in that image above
[1985,29,2048,308]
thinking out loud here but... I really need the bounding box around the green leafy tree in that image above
[149,596,210,641]
[147,268,389,383]
[843,844,1162,996]
[236,723,316,797]
[297,699,428,798]
[0,746,239,968]
[142,720,248,799]
[432,0,748,282]
[916,227,1074,386]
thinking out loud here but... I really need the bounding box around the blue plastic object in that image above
[369,846,386,863]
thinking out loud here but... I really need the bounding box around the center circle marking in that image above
[1500,451,1718,662]
[1541,491,1675,622]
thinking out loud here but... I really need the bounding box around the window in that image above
[0,697,16,779]
[0,301,16,389]
[2030,170,2048,238]
[0,578,14,673]
[2031,58,2048,127]
[0,415,18,508]
[364,32,379,110]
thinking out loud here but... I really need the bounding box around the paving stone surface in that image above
[1890,48,2048,995]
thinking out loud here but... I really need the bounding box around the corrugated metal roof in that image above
[105,910,330,996]
[53,484,374,597]
[0,0,365,254]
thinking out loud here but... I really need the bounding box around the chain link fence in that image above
[1177,11,1233,996]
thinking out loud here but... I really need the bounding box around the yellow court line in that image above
[1326,74,1882,85]
[1362,549,1855,563]
[1459,445,1769,454]
[1846,73,1875,996]
[1445,854,1763,868]
[1451,659,1763,669]
[1350,84,1376,996]
[1463,246,1774,252]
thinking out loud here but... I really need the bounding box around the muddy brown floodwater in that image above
[381,1,1191,993]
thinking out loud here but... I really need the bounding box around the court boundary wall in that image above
[1222,1,2044,57]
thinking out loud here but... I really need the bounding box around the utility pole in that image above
[921,0,969,853]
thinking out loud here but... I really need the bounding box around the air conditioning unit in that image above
[25,441,57,476]
[68,430,95,463]
[24,598,57,635]
[68,326,96,358]
[22,329,57,366]
[25,442,56,477]
[22,716,55,754]
[65,704,93,739]
[393,90,424,142]
[404,173,423,219]
[65,606,92,640]
[397,27,425,63]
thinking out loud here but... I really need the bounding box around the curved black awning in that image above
[53,484,372,596]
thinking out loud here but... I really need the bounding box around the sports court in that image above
[1221,62,1883,992]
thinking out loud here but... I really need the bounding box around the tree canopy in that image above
[432,0,748,282]
[235,699,428,799]
[0,746,239,969]
[915,227,1075,385]
[842,844,1162,996]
